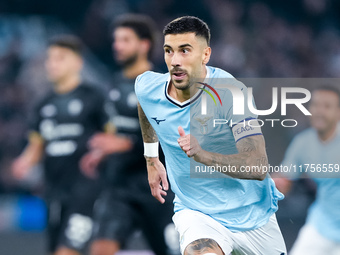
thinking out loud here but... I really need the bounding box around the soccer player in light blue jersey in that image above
[276,86,340,255]
[136,16,286,255]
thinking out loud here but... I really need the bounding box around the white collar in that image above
[165,66,210,107]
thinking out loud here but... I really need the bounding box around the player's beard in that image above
[171,73,202,91]
[48,72,68,85]
[171,68,192,90]
[116,53,138,68]
[172,78,193,91]
[311,115,335,134]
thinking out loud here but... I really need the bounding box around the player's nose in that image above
[171,52,181,67]
[113,41,123,53]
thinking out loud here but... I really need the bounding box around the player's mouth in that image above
[171,71,187,81]
[311,116,328,128]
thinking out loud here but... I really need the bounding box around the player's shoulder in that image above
[79,83,102,93]
[291,127,316,146]
[207,66,248,103]
[78,83,106,99]
[135,70,168,96]
[34,90,55,109]
[207,66,245,90]
[208,66,235,79]
[136,70,168,85]
[296,127,315,139]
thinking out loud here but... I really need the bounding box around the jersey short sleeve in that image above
[281,134,304,179]
[28,96,51,140]
[135,73,143,96]
[219,78,262,143]
[92,89,112,131]
[29,103,42,134]
[135,71,158,100]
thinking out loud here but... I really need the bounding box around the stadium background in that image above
[0,0,339,254]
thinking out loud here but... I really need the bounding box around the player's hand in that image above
[272,176,292,194]
[80,151,104,179]
[11,157,32,180]
[146,157,169,204]
[88,133,133,155]
[177,126,203,161]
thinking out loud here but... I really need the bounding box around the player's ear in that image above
[202,46,211,65]
[140,39,151,56]
[74,54,84,72]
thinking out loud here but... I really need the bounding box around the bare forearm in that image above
[23,135,44,165]
[196,150,267,180]
[145,156,157,166]
[195,136,268,180]
[137,102,158,143]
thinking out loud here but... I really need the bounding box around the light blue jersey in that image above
[135,66,283,232]
[282,126,340,242]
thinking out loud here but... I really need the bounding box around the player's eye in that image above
[164,48,172,54]
[182,48,189,54]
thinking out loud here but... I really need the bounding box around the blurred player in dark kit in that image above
[12,35,111,255]
[81,14,180,255]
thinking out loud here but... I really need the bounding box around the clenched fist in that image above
[177,126,203,161]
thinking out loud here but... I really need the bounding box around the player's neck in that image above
[317,124,337,143]
[54,74,81,94]
[169,83,197,102]
[123,57,152,79]
[169,66,207,102]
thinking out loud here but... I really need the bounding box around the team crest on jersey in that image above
[40,104,57,117]
[194,115,213,134]
[68,99,83,116]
